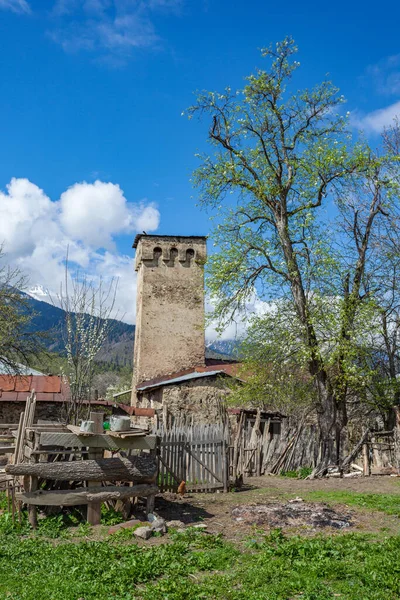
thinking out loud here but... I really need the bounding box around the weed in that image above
[280,467,313,479]
[100,504,124,525]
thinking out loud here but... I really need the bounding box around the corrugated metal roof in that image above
[136,362,241,391]
[137,370,228,391]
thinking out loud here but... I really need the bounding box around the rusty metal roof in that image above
[0,375,63,394]
[0,375,70,403]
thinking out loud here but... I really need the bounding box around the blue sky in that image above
[0,0,399,326]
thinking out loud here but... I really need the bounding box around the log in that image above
[16,484,159,506]
[6,455,157,482]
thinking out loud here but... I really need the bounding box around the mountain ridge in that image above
[24,293,235,367]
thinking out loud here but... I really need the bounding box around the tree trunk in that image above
[6,455,157,483]
[311,374,341,477]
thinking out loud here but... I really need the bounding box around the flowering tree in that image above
[189,38,400,474]
[56,259,119,424]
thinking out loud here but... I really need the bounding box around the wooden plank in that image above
[185,444,221,482]
[158,453,181,485]
[107,430,146,439]
[186,482,223,491]
[17,484,159,506]
[12,412,25,467]
[0,446,15,453]
[39,432,157,451]
[23,446,89,459]
[67,424,95,437]
[223,439,228,493]
[87,413,104,526]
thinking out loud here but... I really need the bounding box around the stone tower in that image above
[131,234,207,403]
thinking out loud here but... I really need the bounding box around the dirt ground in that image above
[152,475,400,542]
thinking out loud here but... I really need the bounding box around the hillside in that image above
[24,293,236,368]
[25,294,136,368]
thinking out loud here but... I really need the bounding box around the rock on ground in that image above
[108,519,141,535]
[166,520,186,529]
[134,526,153,540]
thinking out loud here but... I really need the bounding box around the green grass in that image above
[2,491,400,598]
[2,528,397,599]
[0,518,399,599]
[0,528,237,600]
[141,530,400,600]
[304,490,400,516]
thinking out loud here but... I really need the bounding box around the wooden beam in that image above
[16,484,159,506]
[87,412,104,525]
[6,455,157,482]
[38,432,157,451]
[0,446,15,453]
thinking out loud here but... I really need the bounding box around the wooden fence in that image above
[155,423,229,493]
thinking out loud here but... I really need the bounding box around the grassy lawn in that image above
[303,489,400,516]
[1,526,400,599]
[1,489,400,599]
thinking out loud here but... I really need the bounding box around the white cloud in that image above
[351,101,400,134]
[205,292,274,343]
[50,0,182,59]
[0,177,160,323]
[361,54,400,96]
[0,0,31,14]
[59,180,159,248]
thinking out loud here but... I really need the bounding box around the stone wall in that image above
[135,375,230,427]
[0,401,64,424]
[0,401,115,424]
[131,235,207,403]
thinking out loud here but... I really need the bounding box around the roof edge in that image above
[133,234,207,249]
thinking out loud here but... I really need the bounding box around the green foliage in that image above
[100,504,125,526]
[280,467,312,479]
[0,491,8,510]
[36,514,71,539]
[0,248,45,373]
[189,37,400,444]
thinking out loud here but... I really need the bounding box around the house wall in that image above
[0,401,64,423]
[135,376,230,427]
[131,235,207,404]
